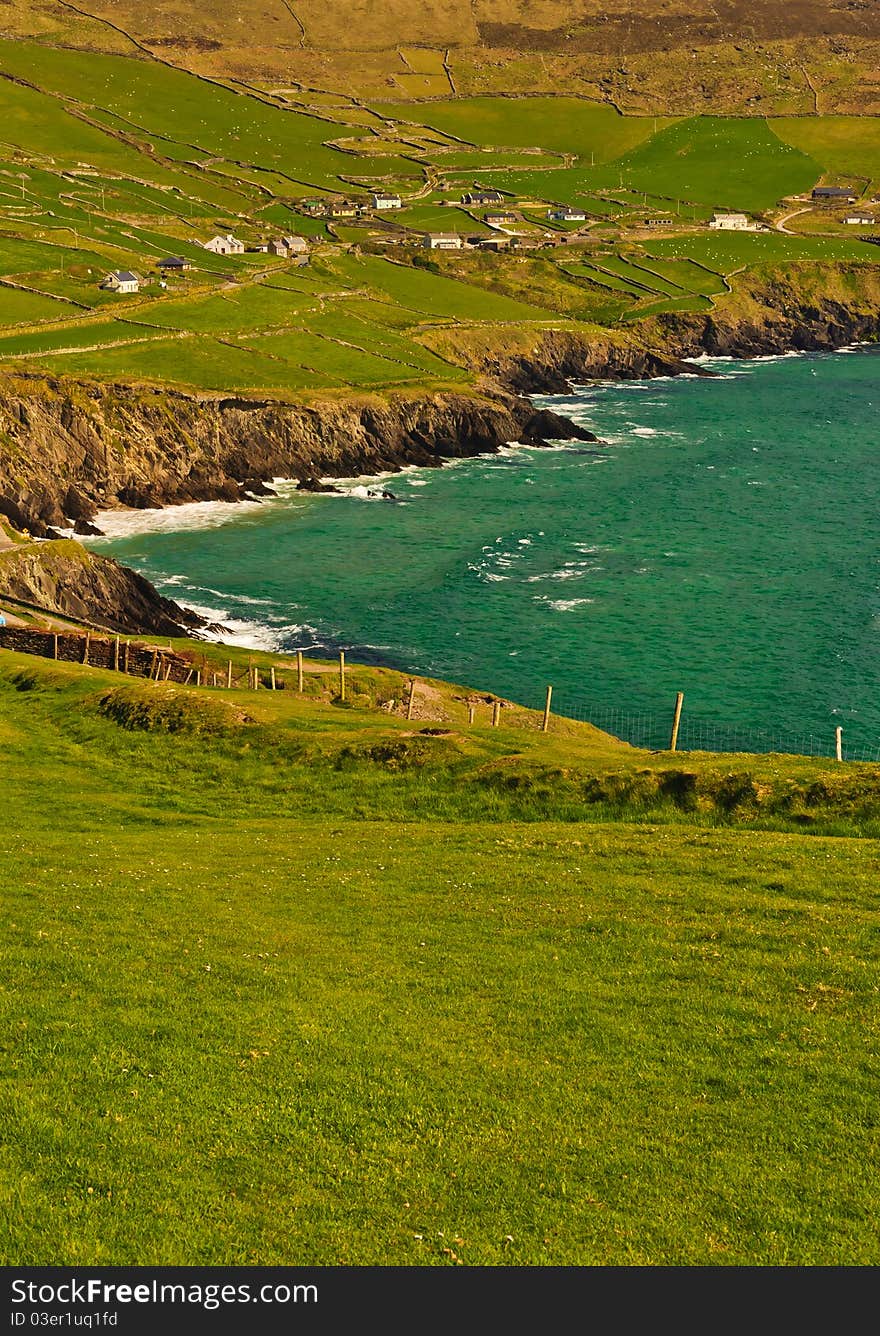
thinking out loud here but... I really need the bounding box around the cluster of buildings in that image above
[299,191,403,219]
[99,233,310,295]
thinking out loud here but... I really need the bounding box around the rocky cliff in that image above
[0,385,594,537]
[440,263,880,394]
[0,541,205,636]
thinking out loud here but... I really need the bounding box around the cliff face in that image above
[0,385,593,536]
[0,263,877,537]
[0,541,204,636]
[451,263,880,394]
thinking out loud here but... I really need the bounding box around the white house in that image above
[372,192,402,211]
[203,234,245,254]
[709,213,751,231]
[548,206,587,222]
[844,213,876,226]
[424,233,462,250]
[99,270,140,294]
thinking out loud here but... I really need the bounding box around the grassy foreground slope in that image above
[2,649,879,1265]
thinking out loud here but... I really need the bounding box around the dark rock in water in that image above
[367,488,398,501]
[73,517,104,536]
[518,407,597,444]
[241,478,277,498]
[297,476,343,494]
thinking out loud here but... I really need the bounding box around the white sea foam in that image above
[87,495,269,539]
[535,596,594,612]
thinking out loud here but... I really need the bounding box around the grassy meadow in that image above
[1,646,879,1265]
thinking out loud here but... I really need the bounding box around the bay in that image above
[89,346,880,751]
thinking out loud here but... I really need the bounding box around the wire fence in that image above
[552,697,880,764]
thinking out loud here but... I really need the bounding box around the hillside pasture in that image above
[582,117,821,213]
[378,97,668,164]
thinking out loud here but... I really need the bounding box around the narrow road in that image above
[776,206,811,235]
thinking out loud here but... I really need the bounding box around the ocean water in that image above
[88,346,880,750]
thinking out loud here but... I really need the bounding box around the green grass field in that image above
[1,645,879,1265]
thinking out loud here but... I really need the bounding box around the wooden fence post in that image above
[467,703,475,725]
[52,633,59,661]
[669,691,684,752]
[270,665,276,691]
[113,637,120,671]
[184,668,194,685]
[339,650,346,702]
[149,648,158,680]
[542,684,553,734]
[123,641,130,674]
[82,632,90,665]
[226,660,233,689]
[297,650,304,693]
[836,726,843,762]
[196,669,202,687]
[406,678,416,720]
[492,699,501,728]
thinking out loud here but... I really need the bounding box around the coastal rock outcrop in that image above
[0,540,205,637]
[0,384,593,536]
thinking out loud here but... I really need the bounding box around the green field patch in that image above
[646,231,880,272]
[376,97,667,164]
[241,329,429,386]
[0,41,419,194]
[560,261,646,299]
[771,117,880,191]
[639,256,729,296]
[0,284,80,326]
[582,118,820,213]
[41,334,331,393]
[0,317,161,359]
[622,293,714,320]
[0,235,106,279]
[395,204,488,233]
[302,305,468,378]
[330,252,558,322]
[133,285,316,336]
[584,254,668,296]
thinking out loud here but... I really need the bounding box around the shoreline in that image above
[80,340,880,658]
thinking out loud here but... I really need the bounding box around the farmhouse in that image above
[484,211,517,227]
[203,234,245,254]
[423,233,463,250]
[812,187,857,202]
[709,212,751,230]
[844,213,876,226]
[372,192,402,210]
[157,256,192,272]
[548,206,587,222]
[269,235,308,257]
[328,200,359,218]
[461,190,504,206]
[644,217,674,228]
[99,270,140,294]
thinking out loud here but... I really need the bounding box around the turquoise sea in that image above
[89,347,880,752]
